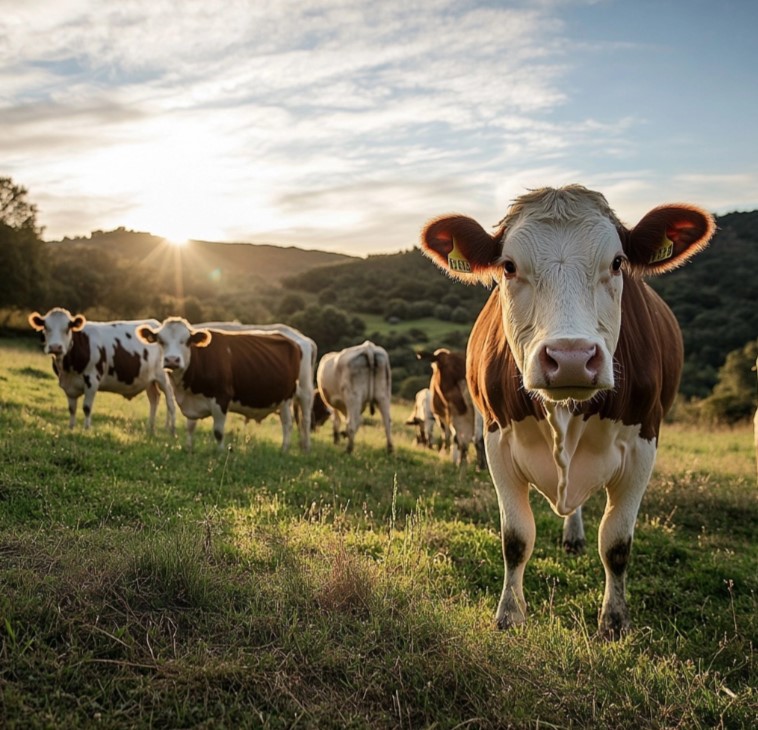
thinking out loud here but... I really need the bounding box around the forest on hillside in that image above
[2,176,757,418]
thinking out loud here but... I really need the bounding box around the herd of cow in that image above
[26,185,717,639]
[27,309,484,462]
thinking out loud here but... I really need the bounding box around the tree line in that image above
[1,176,756,420]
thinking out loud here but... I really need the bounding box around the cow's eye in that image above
[611,255,625,274]
[503,260,517,278]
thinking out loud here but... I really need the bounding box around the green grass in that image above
[1,341,756,728]
[359,314,472,341]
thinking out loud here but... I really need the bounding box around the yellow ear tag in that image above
[649,234,674,264]
[447,236,472,274]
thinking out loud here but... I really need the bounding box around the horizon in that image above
[4,0,757,257]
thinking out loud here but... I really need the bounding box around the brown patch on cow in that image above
[426,349,469,426]
[62,330,92,375]
[181,331,301,412]
[95,346,107,377]
[468,273,683,441]
[112,338,142,385]
[503,529,526,568]
[311,391,331,429]
[606,537,632,577]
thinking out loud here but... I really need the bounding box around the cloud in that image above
[3,0,753,253]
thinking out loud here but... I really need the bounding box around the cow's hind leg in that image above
[598,437,656,640]
[82,381,99,429]
[331,409,342,445]
[562,507,586,555]
[486,430,535,630]
[279,400,294,453]
[210,405,228,451]
[186,418,198,451]
[378,399,393,454]
[345,402,363,454]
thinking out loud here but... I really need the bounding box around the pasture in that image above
[1,339,756,728]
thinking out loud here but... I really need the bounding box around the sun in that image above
[166,237,189,247]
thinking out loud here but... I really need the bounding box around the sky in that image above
[2,0,757,256]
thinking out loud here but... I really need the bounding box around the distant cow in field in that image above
[421,184,715,638]
[137,318,301,451]
[417,349,486,468]
[197,321,318,451]
[405,387,436,447]
[317,340,393,453]
[28,307,176,434]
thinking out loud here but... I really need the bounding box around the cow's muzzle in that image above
[529,338,612,401]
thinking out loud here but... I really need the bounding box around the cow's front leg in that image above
[186,418,198,451]
[67,395,78,429]
[486,430,535,629]
[598,438,656,640]
[562,507,586,554]
[145,381,159,435]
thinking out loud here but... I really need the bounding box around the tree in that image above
[0,178,48,311]
[0,177,42,233]
[700,339,758,423]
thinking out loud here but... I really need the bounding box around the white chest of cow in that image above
[421,184,715,639]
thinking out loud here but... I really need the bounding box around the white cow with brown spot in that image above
[29,307,176,434]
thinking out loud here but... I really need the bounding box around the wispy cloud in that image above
[2,0,755,252]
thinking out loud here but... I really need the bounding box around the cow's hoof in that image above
[563,538,586,556]
[598,611,630,641]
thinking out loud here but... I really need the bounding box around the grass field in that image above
[1,339,756,728]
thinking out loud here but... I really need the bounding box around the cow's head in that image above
[137,317,211,371]
[421,185,715,403]
[28,308,86,356]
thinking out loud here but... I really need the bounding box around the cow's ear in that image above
[28,312,45,331]
[70,315,86,331]
[189,329,212,348]
[421,215,501,284]
[625,205,716,275]
[136,325,158,344]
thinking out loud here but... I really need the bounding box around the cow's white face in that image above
[137,318,211,371]
[28,308,85,356]
[497,214,624,401]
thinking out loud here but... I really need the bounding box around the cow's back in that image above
[182,331,300,410]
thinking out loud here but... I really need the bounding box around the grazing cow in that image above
[28,307,176,434]
[421,184,715,638]
[405,387,437,447]
[417,349,486,468]
[317,340,393,453]
[137,318,301,451]
[197,321,317,451]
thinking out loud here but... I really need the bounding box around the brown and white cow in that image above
[405,387,437,448]
[317,340,393,453]
[196,321,318,451]
[421,185,715,639]
[416,349,486,468]
[28,307,176,434]
[137,318,301,451]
